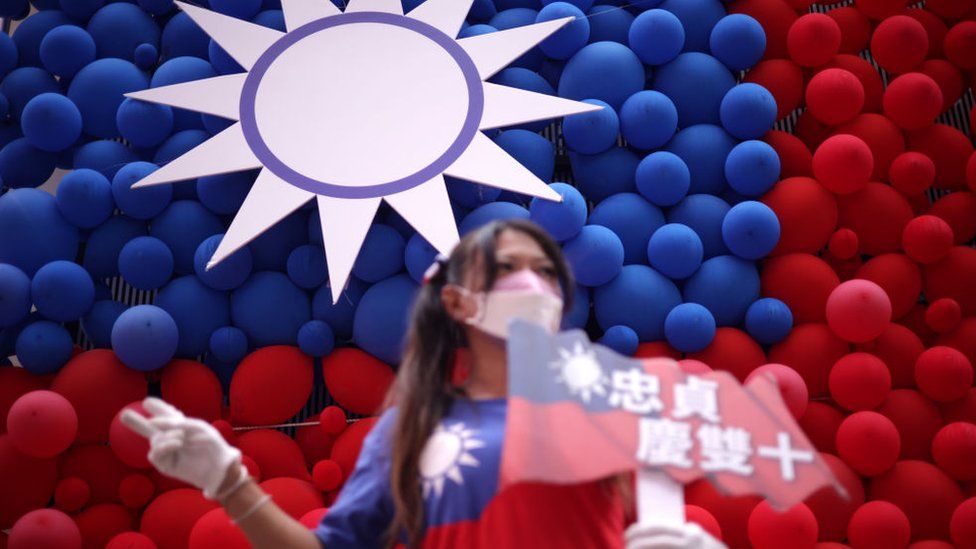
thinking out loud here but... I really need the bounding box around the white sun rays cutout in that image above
[419,422,485,498]
[125,0,601,302]
[550,341,609,403]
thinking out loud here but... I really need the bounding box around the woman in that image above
[123,219,719,548]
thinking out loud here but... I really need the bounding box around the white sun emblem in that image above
[125,0,599,302]
[419,422,485,498]
[551,342,609,403]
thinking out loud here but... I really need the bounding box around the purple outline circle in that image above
[239,12,484,199]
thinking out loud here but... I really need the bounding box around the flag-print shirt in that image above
[314,397,626,548]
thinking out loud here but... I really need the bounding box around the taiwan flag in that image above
[502,321,846,511]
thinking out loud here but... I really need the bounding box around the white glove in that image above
[625,522,727,549]
[121,397,244,500]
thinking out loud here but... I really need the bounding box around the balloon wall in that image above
[0,0,973,547]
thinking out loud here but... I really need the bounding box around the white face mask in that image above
[457,269,564,339]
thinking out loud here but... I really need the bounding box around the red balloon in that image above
[855,323,924,389]
[748,501,818,549]
[319,406,347,437]
[914,346,973,403]
[923,246,976,316]
[261,478,324,520]
[847,501,911,549]
[312,459,343,492]
[799,402,845,454]
[240,455,261,483]
[814,135,873,195]
[932,422,976,481]
[878,389,943,459]
[836,411,900,476]
[829,352,891,411]
[903,8,948,57]
[908,124,975,191]
[889,152,936,196]
[919,59,964,113]
[944,21,976,71]
[870,16,928,74]
[230,346,312,425]
[106,532,156,549]
[50,350,147,445]
[769,323,850,398]
[835,114,905,182]
[60,443,134,505]
[160,360,221,422]
[73,503,134,549]
[8,508,80,549]
[869,460,964,541]
[6,390,76,458]
[210,419,235,447]
[0,435,58,528]
[925,298,962,334]
[54,477,90,513]
[330,417,379,479]
[940,387,976,424]
[827,229,858,260]
[745,364,808,419]
[927,191,976,244]
[950,497,976,547]
[796,110,833,150]
[936,317,976,368]
[898,301,937,346]
[634,341,682,360]
[805,453,865,541]
[684,505,722,541]
[826,280,892,343]
[744,60,804,120]
[762,254,840,324]
[295,414,335,469]
[677,359,713,375]
[884,73,943,130]
[139,489,218,549]
[788,14,841,68]
[686,328,766,381]
[109,402,150,469]
[321,349,394,416]
[806,69,864,126]
[825,7,872,54]
[824,55,885,114]
[237,429,311,482]
[968,151,976,192]
[908,541,954,549]
[762,178,838,256]
[855,0,908,20]
[119,473,155,509]
[0,367,48,434]
[728,0,797,60]
[837,183,914,256]
[854,254,921,320]
[686,480,760,548]
[187,508,250,549]
[299,508,328,529]
[764,131,812,179]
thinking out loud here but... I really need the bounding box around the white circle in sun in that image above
[420,428,465,479]
[552,343,608,403]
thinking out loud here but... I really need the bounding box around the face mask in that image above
[457,269,564,339]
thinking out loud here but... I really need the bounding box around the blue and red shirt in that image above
[314,397,627,548]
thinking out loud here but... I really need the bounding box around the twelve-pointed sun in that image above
[125,0,600,302]
[551,341,609,403]
[419,422,485,498]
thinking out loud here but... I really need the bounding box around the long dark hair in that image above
[382,219,574,548]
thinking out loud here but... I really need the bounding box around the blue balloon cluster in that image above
[0,0,787,378]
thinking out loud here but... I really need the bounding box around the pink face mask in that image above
[458,269,564,339]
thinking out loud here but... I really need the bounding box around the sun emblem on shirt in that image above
[420,422,485,498]
[550,342,609,403]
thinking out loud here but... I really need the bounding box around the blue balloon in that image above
[559,41,645,110]
[494,129,555,184]
[82,215,146,279]
[231,271,310,347]
[81,299,127,348]
[536,2,589,60]
[208,39,243,75]
[653,52,735,127]
[495,0,541,9]
[118,236,173,290]
[665,302,715,353]
[0,67,59,121]
[745,297,793,345]
[150,200,224,274]
[353,274,417,364]
[31,260,94,321]
[594,264,680,341]
[86,3,160,61]
[544,0,595,8]
[598,324,639,356]
[201,113,234,136]
[460,202,530,234]
[287,244,327,290]
[724,140,780,197]
[0,34,17,81]
[586,4,634,44]
[112,161,172,219]
[248,209,307,271]
[0,263,30,327]
[351,224,405,283]
[138,0,174,15]
[298,319,334,358]
[562,99,618,155]
[561,284,590,329]
[709,14,765,71]
[570,146,639,202]
[658,0,724,52]
[0,137,56,188]
[619,90,677,150]
[629,9,684,65]
[209,325,247,363]
[589,192,664,265]
[665,124,736,195]
[312,276,365,341]
[0,0,27,18]
[116,98,174,149]
[15,320,72,374]
[647,223,703,280]
[39,25,95,78]
[134,43,158,70]
[488,68,555,133]
[469,0,497,22]
[562,224,624,287]
[211,0,261,19]
[0,189,78,276]
[636,151,690,207]
[156,275,230,356]
[73,139,137,179]
[192,234,252,291]
[489,9,543,70]
[59,0,104,23]
[404,233,438,284]
[153,129,209,198]
[21,93,81,152]
[160,12,209,61]
[458,23,497,38]
[252,9,285,31]
[721,200,780,260]
[529,182,587,242]
[67,58,148,138]
[720,83,777,140]
[666,194,730,258]
[682,255,759,326]
[111,304,178,371]
[55,168,113,228]
[446,176,501,210]
[10,9,72,67]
